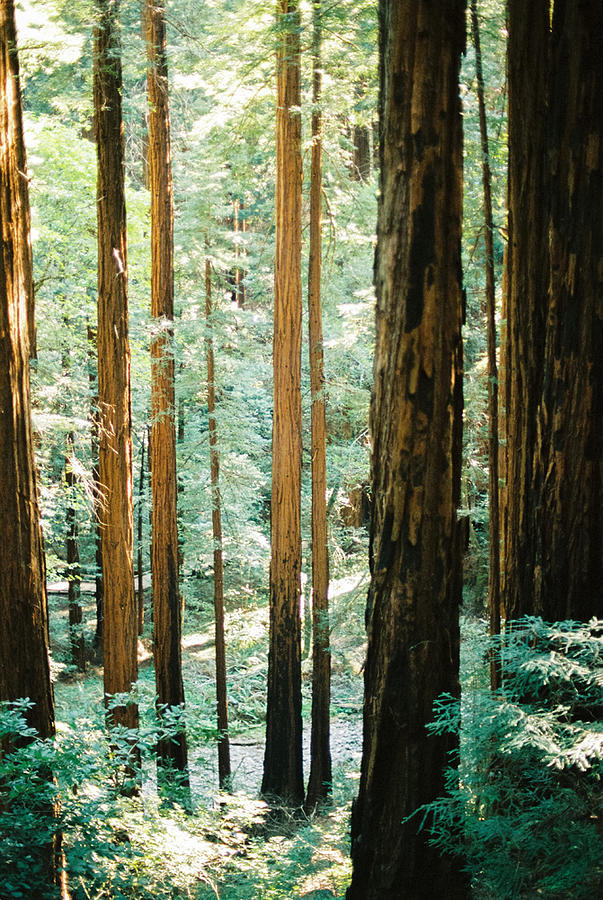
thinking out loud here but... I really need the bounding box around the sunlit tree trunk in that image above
[262,0,304,805]
[146,0,189,786]
[0,3,62,887]
[305,0,332,810]
[347,2,467,896]
[502,0,550,620]
[205,259,232,789]
[94,0,139,760]
[470,0,500,689]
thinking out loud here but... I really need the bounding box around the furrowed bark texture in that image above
[530,2,603,620]
[0,0,54,740]
[205,260,231,789]
[146,0,188,777]
[0,6,62,889]
[306,0,332,810]
[94,0,138,734]
[347,2,467,897]
[504,1,602,622]
[502,0,550,620]
[262,0,304,805]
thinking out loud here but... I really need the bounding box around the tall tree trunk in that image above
[0,3,62,888]
[470,0,500,689]
[502,0,550,621]
[205,259,232,789]
[262,0,304,806]
[529,2,603,621]
[94,0,139,764]
[137,430,146,635]
[66,430,86,672]
[87,323,104,657]
[146,0,189,786]
[305,0,332,810]
[346,2,467,897]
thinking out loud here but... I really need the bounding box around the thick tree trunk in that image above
[94,0,139,754]
[529,2,603,621]
[306,0,332,810]
[504,1,602,623]
[205,259,232,789]
[0,3,61,888]
[502,0,550,620]
[146,0,189,785]
[470,0,500,688]
[346,3,467,897]
[262,0,304,806]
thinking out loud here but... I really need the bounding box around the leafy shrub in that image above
[419,618,603,899]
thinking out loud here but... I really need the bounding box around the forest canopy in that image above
[0,0,601,898]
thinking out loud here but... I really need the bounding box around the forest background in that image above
[1,0,601,898]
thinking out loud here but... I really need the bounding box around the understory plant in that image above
[420,617,603,899]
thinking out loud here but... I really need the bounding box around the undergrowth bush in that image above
[420,617,603,899]
[0,693,352,899]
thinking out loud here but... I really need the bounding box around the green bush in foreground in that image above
[420,617,603,899]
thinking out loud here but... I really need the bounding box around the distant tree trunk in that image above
[502,0,550,621]
[352,124,371,181]
[146,0,189,787]
[137,430,146,635]
[66,430,86,672]
[87,323,104,656]
[262,0,304,806]
[470,0,500,689]
[529,2,602,621]
[305,0,332,810]
[232,198,245,308]
[0,2,61,887]
[94,0,139,761]
[205,259,232,789]
[347,2,467,898]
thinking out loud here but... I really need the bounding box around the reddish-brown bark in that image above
[262,0,304,805]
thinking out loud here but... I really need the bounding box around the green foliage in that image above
[419,618,603,899]
[0,689,355,899]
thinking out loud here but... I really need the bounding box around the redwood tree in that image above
[262,0,304,805]
[346,2,467,897]
[502,0,550,620]
[0,1,60,886]
[305,0,332,810]
[94,0,138,744]
[205,259,231,789]
[146,0,189,782]
[504,1,602,622]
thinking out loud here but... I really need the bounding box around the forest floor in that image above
[46,567,369,899]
